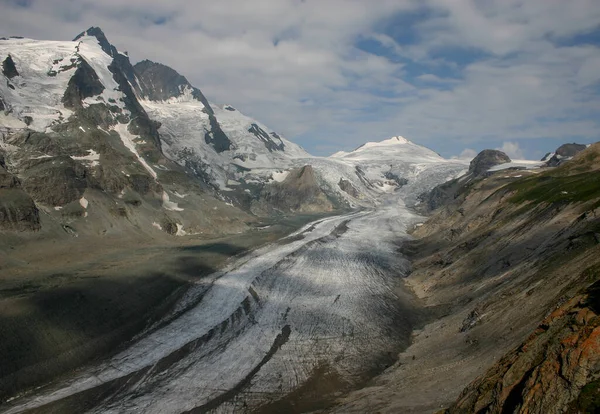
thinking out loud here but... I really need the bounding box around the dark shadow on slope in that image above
[0,273,189,403]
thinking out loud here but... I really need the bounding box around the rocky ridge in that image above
[330,143,600,413]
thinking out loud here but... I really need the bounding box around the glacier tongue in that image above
[4,193,427,414]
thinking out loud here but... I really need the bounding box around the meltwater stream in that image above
[5,196,424,414]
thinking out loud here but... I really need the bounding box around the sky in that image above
[1,0,600,159]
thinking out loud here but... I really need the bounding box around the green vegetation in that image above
[570,379,600,413]
[506,172,600,206]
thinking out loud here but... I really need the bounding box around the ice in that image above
[488,160,544,171]
[270,170,289,182]
[0,38,77,130]
[175,223,187,236]
[5,167,465,413]
[78,39,129,114]
[141,96,309,191]
[162,191,184,211]
[71,149,100,167]
[112,122,157,179]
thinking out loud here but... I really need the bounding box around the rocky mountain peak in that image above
[468,149,511,176]
[73,27,115,57]
[134,60,197,102]
[544,142,587,167]
[133,59,233,153]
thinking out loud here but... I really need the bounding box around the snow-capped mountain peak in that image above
[331,135,442,163]
[359,135,410,148]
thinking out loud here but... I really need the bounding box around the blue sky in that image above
[1,0,600,160]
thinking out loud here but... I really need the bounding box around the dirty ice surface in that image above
[4,190,425,413]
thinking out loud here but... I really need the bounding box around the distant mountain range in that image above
[0,27,467,236]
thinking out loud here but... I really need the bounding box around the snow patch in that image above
[78,41,129,114]
[0,38,77,131]
[488,160,544,172]
[112,122,157,179]
[271,171,289,182]
[0,113,27,129]
[360,136,409,149]
[175,223,187,236]
[79,197,88,209]
[71,149,100,167]
[162,191,184,211]
[152,222,163,231]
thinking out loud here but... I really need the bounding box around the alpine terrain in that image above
[1,27,599,414]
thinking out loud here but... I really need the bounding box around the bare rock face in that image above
[0,188,40,231]
[133,59,232,153]
[0,160,40,231]
[338,178,359,198]
[545,143,587,167]
[417,149,511,213]
[2,54,19,79]
[21,156,87,206]
[468,149,511,177]
[62,59,105,110]
[446,277,600,414]
[256,165,335,213]
[134,60,200,102]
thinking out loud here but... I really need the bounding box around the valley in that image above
[1,25,600,414]
[2,198,424,413]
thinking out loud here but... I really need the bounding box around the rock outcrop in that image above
[255,165,336,214]
[544,142,587,167]
[338,178,360,198]
[446,276,600,414]
[331,143,600,413]
[2,54,19,79]
[0,154,40,231]
[468,149,511,176]
[417,149,511,214]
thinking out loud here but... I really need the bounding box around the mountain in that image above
[1,26,472,229]
[0,28,256,238]
[4,25,600,414]
[330,142,600,413]
[0,27,475,405]
[133,59,309,190]
[542,142,588,167]
[132,59,468,213]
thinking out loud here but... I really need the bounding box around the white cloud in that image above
[496,141,524,159]
[0,0,598,156]
[455,148,477,160]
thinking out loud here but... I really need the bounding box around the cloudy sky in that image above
[2,0,600,159]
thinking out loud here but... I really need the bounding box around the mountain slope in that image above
[132,57,468,212]
[0,28,254,237]
[135,61,310,192]
[330,143,600,413]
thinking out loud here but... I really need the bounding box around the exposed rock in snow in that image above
[468,149,511,176]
